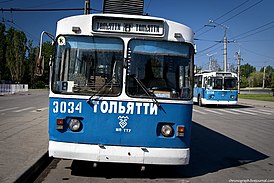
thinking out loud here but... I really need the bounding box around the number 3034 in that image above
[52,101,82,114]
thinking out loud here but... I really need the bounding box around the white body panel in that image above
[49,141,190,165]
[201,98,238,105]
[193,97,238,105]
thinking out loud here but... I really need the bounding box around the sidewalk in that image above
[238,98,274,109]
[0,90,49,183]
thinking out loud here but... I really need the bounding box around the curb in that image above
[15,152,53,183]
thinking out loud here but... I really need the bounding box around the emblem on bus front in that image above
[116,116,131,133]
[118,116,129,128]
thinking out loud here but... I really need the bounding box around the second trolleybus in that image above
[193,71,238,106]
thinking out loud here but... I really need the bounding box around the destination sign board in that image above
[92,16,164,36]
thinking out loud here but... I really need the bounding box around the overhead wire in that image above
[195,0,263,37]
[233,21,274,41]
[195,0,267,70]
[195,0,251,35]
[241,46,274,61]
[0,0,13,3]
[220,0,263,25]
[0,8,102,12]
[231,21,274,39]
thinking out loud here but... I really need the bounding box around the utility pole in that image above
[237,49,241,94]
[84,0,90,15]
[224,29,227,72]
[207,20,229,72]
[263,66,266,89]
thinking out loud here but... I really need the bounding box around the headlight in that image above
[230,95,235,99]
[161,125,174,137]
[68,118,81,132]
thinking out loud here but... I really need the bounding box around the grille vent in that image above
[103,0,144,15]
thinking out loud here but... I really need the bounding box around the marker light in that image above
[68,118,81,132]
[161,125,174,137]
[72,26,81,34]
[177,125,185,137]
[56,119,64,130]
[174,33,182,38]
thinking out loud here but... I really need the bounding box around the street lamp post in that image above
[208,20,229,72]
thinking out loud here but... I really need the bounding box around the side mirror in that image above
[35,55,44,76]
[35,31,54,76]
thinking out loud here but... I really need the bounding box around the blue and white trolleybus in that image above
[45,12,195,166]
[193,71,238,106]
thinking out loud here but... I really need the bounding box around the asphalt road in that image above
[39,103,274,183]
[1,90,273,183]
[0,89,49,183]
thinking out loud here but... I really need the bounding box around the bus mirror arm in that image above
[35,31,55,76]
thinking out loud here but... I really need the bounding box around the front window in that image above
[224,77,237,90]
[52,36,124,96]
[126,39,193,99]
[207,77,223,90]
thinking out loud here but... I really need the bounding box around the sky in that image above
[1,0,274,71]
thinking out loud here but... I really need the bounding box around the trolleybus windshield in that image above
[126,39,193,99]
[207,76,237,90]
[52,36,124,96]
[224,77,237,90]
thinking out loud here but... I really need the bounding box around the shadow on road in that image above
[181,122,268,177]
[69,121,268,179]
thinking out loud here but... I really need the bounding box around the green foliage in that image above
[240,76,248,88]
[240,63,256,78]
[0,22,10,81]
[249,71,263,87]
[0,22,53,88]
[32,80,46,89]
[40,42,54,85]
[240,65,273,88]
[5,27,27,83]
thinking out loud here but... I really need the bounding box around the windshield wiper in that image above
[87,60,119,104]
[86,77,116,104]
[130,75,160,107]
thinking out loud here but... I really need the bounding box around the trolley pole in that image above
[84,0,90,15]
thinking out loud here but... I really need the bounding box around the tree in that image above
[240,76,248,88]
[39,42,54,85]
[22,40,38,86]
[272,71,274,88]
[249,71,263,87]
[240,63,256,78]
[5,27,27,83]
[0,22,8,81]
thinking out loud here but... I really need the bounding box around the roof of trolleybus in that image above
[55,13,194,45]
[195,71,237,77]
